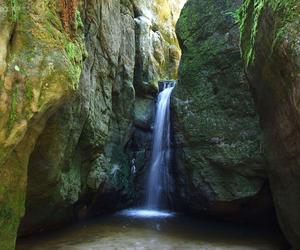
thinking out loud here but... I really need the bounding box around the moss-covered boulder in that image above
[239,0,300,247]
[173,0,271,218]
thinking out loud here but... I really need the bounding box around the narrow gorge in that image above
[0,0,299,249]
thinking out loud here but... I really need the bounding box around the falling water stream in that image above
[119,80,176,218]
[146,80,175,209]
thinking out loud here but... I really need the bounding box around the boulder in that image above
[173,0,272,219]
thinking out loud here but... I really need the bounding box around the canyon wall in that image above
[173,0,273,218]
[0,0,184,249]
[1,0,298,249]
[0,1,84,248]
[240,0,300,247]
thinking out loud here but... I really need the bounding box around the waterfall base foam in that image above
[116,209,175,218]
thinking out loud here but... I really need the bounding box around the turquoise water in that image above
[17,209,288,250]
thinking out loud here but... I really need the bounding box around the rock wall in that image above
[173,0,273,218]
[21,0,185,233]
[0,0,185,248]
[133,0,184,95]
[20,0,137,234]
[0,1,84,249]
[240,0,300,247]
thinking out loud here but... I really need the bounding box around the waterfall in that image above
[146,80,176,209]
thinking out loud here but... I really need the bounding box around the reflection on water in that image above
[17,209,288,250]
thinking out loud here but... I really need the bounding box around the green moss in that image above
[0,79,4,90]
[59,166,81,203]
[174,0,264,202]
[270,0,299,51]
[0,194,22,250]
[66,42,81,62]
[0,205,14,221]
[0,1,85,249]
[47,8,65,32]
[75,10,84,30]
[0,148,5,166]
[7,85,18,131]
[24,79,33,102]
[10,0,20,22]
[65,42,83,90]
[225,9,242,24]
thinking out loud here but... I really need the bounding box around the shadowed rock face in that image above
[0,0,185,248]
[240,0,300,247]
[20,1,137,235]
[172,0,273,219]
[0,1,85,249]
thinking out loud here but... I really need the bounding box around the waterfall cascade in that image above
[146,80,176,209]
[118,80,176,218]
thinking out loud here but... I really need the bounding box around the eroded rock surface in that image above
[240,0,300,247]
[0,1,84,249]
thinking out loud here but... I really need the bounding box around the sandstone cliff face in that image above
[0,0,184,248]
[20,0,137,234]
[173,0,272,218]
[0,1,84,249]
[133,0,184,95]
[240,0,300,247]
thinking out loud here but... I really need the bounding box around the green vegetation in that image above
[24,79,33,102]
[238,0,299,65]
[0,79,4,89]
[7,85,18,131]
[238,0,265,65]
[75,10,84,30]
[0,187,25,250]
[10,0,20,22]
[0,1,85,249]
[60,167,81,204]
[65,42,83,90]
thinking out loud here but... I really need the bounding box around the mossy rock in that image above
[173,0,269,218]
[0,1,84,249]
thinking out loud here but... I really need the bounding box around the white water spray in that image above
[146,81,176,209]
